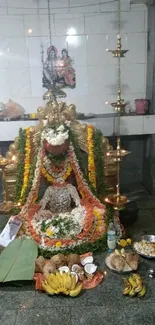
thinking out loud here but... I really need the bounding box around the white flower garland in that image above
[43,155,69,178]
[42,125,69,146]
[69,144,106,212]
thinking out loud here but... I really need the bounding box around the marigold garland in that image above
[87,125,96,189]
[22,154,38,204]
[42,163,72,184]
[20,128,31,200]
[20,145,44,216]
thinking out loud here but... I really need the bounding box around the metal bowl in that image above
[133,235,155,259]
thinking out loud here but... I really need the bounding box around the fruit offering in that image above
[134,239,155,257]
[122,274,146,298]
[42,271,83,297]
[106,249,140,273]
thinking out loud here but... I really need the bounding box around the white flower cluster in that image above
[42,125,69,146]
[32,205,86,239]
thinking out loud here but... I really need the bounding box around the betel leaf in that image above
[0,238,38,283]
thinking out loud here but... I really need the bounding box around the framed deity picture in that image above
[42,45,76,91]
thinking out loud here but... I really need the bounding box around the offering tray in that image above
[105,254,133,275]
[133,235,155,259]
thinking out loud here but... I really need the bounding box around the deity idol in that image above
[43,45,58,90]
[5,98,121,255]
[55,49,75,88]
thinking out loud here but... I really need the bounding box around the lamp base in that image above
[0,201,14,214]
[104,194,128,210]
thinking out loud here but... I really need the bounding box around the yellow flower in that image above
[42,163,72,184]
[56,241,62,248]
[20,127,31,200]
[126,238,132,245]
[87,125,96,189]
[97,220,103,226]
[119,239,127,247]
[46,228,54,237]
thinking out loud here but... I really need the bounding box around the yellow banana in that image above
[128,287,137,297]
[134,280,143,293]
[130,274,143,293]
[55,271,64,289]
[69,283,83,297]
[42,281,55,295]
[132,274,141,281]
[61,272,68,290]
[123,284,132,295]
[65,272,72,290]
[122,278,129,286]
[122,278,132,295]
[138,284,146,297]
[47,274,59,290]
[128,276,137,290]
[70,275,77,291]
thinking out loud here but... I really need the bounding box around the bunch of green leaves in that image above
[14,128,26,202]
[93,129,106,199]
[46,150,68,164]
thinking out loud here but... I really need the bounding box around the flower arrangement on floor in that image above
[13,120,115,257]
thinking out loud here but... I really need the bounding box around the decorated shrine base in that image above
[22,203,107,256]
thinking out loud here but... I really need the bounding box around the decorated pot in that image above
[43,139,69,155]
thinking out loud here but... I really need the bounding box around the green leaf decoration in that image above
[94,129,106,198]
[0,238,38,282]
[14,128,26,202]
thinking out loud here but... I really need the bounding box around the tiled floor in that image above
[0,196,155,325]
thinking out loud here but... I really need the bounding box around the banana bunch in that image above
[122,274,146,298]
[42,271,83,297]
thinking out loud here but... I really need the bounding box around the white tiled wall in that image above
[0,0,147,114]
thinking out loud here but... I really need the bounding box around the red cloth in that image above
[82,271,103,289]
[34,273,44,291]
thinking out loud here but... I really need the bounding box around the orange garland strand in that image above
[20,127,31,200]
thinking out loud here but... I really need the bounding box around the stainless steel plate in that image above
[105,254,133,275]
[133,235,155,259]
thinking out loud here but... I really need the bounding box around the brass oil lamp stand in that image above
[104,34,130,211]
[0,156,13,213]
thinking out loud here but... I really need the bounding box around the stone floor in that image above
[0,196,155,325]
